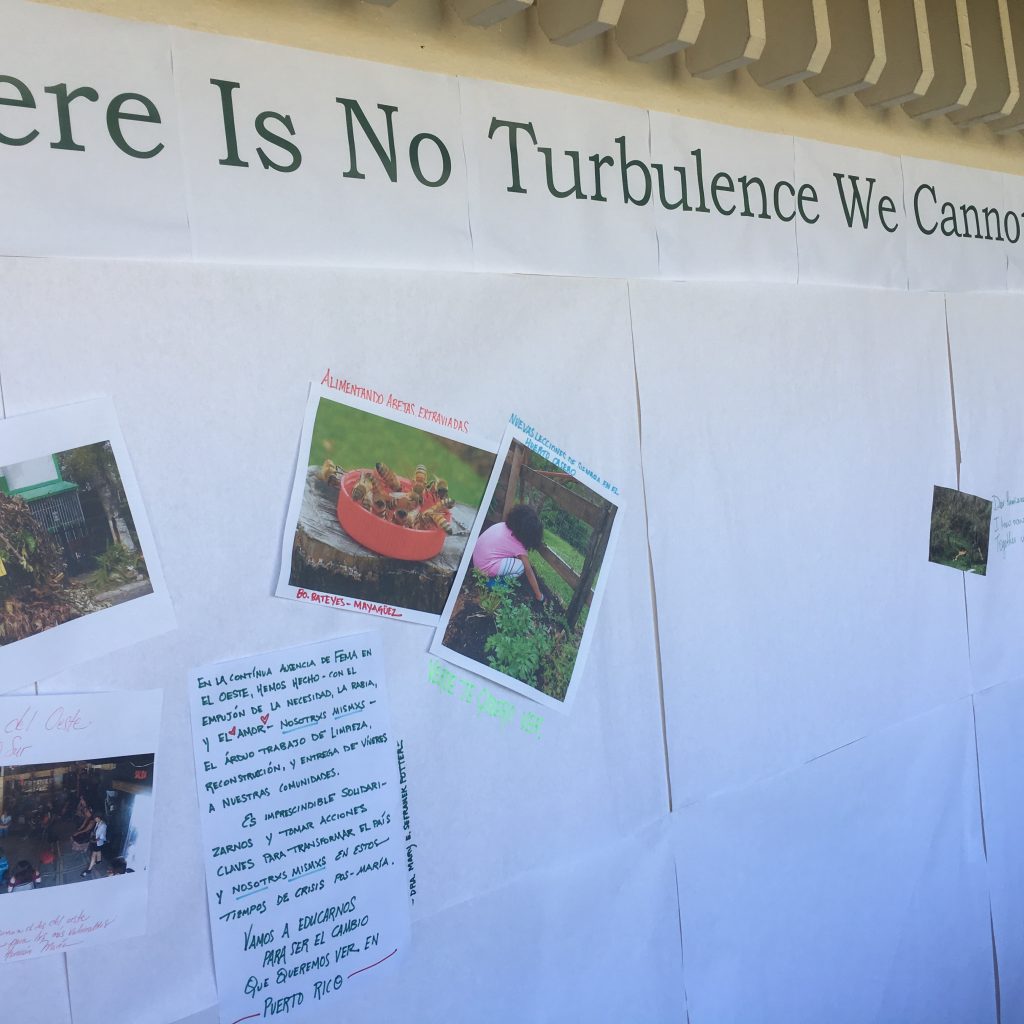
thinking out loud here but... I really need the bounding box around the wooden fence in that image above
[493,445,614,627]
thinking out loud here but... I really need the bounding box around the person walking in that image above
[81,814,108,877]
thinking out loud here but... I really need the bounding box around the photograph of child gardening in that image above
[439,439,617,702]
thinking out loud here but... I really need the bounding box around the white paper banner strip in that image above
[0,0,1022,292]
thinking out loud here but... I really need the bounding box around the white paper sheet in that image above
[0,951,73,1024]
[275,386,496,626]
[432,418,622,713]
[188,633,409,1024]
[945,292,1024,691]
[170,818,683,1024]
[0,399,176,690]
[63,682,218,1024]
[459,79,659,278]
[0,257,668,1021]
[630,279,970,801]
[649,112,798,284]
[0,0,190,259]
[0,690,161,961]
[672,699,993,1024]
[795,138,907,289]
[902,157,1010,293]
[1001,171,1024,292]
[170,28,471,270]
[974,679,1024,1023]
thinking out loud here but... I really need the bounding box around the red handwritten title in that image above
[320,370,469,433]
[0,704,92,761]
[294,588,402,619]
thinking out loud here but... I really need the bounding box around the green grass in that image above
[543,529,584,573]
[309,398,489,506]
[532,532,593,628]
[532,555,573,607]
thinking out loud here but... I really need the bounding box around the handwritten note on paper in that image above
[188,633,409,1024]
[0,690,162,962]
[992,492,1024,558]
[427,659,543,738]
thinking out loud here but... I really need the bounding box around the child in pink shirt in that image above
[472,505,544,602]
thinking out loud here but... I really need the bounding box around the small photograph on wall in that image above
[929,485,993,575]
[0,689,161,960]
[432,421,622,713]
[0,399,174,690]
[277,386,497,625]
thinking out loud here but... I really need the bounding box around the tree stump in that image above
[290,468,475,616]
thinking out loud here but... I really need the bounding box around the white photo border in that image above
[0,398,175,692]
[0,689,162,960]
[430,418,623,714]
[275,383,498,626]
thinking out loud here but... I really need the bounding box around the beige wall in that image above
[41,0,1024,173]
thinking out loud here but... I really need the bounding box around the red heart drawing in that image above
[260,714,270,725]
[228,726,237,736]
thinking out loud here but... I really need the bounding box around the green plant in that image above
[540,635,578,702]
[92,543,140,588]
[0,492,78,644]
[485,597,552,682]
[472,568,514,616]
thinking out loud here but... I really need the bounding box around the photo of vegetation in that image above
[441,440,617,702]
[289,398,494,615]
[929,485,993,575]
[0,442,152,647]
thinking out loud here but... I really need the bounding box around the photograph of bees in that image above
[435,437,618,707]
[282,393,496,620]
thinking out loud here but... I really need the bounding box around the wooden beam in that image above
[501,445,525,522]
[567,507,611,626]
[537,0,627,45]
[747,0,832,90]
[948,0,1016,126]
[616,0,706,63]
[686,0,766,79]
[361,0,399,7]
[449,0,532,28]
[536,543,581,590]
[519,466,606,527]
[902,0,975,119]
[859,0,933,108]
[805,0,885,99]
[991,0,1024,132]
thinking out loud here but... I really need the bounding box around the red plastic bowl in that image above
[337,469,450,562]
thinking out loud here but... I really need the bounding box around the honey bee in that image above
[316,459,340,485]
[422,497,455,517]
[375,461,403,492]
[414,464,428,487]
[427,476,449,499]
[350,483,372,510]
[420,507,453,534]
[359,471,390,508]
[391,493,417,512]
[393,505,421,528]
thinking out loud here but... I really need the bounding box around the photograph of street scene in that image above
[0,754,155,894]
[0,441,154,649]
